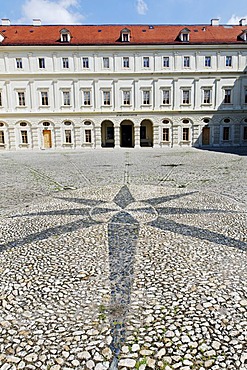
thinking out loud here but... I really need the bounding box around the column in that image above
[214,78,220,109]
[27,52,33,72]
[73,53,78,71]
[29,80,35,111]
[153,79,158,110]
[194,78,199,110]
[52,80,58,110]
[114,125,120,148]
[95,125,102,148]
[4,53,9,72]
[173,79,179,110]
[93,80,99,110]
[73,80,79,111]
[153,124,160,148]
[113,79,118,111]
[134,124,140,148]
[52,53,57,72]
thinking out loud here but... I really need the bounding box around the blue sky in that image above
[1,0,247,25]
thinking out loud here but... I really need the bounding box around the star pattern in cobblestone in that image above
[2,185,246,369]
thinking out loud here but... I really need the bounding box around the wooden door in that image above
[202,127,210,145]
[43,130,52,148]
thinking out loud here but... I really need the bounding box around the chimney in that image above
[211,19,219,26]
[239,18,247,26]
[33,19,41,26]
[1,19,11,26]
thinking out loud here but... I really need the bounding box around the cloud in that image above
[227,14,247,24]
[20,0,85,24]
[136,0,148,15]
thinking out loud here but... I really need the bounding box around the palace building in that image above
[0,18,247,150]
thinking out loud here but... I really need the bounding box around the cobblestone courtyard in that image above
[0,148,246,370]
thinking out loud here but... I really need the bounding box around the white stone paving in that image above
[0,148,246,369]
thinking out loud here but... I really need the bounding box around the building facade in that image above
[0,19,247,150]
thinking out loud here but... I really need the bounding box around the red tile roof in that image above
[0,24,246,46]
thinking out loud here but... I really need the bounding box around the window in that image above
[41,91,49,106]
[182,90,190,104]
[224,89,232,104]
[244,127,247,141]
[205,56,211,67]
[143,57,150,68]
[65,130,72,143]
[143,90,150,105]
[162,90,170,105]
[223,127,230,141]
[83,91,91,105]
[21,130,28,144]
[62,34,68,42]
[63,91,71,106]
[123,57,129,68]
[82,57,89,68]
[183,56,190,68]
[183,127,189,141]
[163,128,169,142]
[85,129,92,143]
[226,56,232,67]
[203,89,211,104]
[0,92,2,106]
[122,34,129,42]
[123,90,131,105]
[18,92,25,106]
[181,33,189,42]
[16,58,23,69]
[103,57,109,68]
[163,57,169,68]
[103,91,111,105]
[245,88,247,104]
[38,58,45,69]
[0,131,4,144]
[62,57,69,69]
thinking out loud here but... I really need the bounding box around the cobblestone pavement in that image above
[0,148,246,370]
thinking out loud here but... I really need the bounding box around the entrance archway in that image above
[140,120,153,147]
[120,121,134,147]
[101,120,114,147]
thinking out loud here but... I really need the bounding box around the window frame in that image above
[123,57,130,68]
[225,56,232,67]
[38,58,45,69]
[163,57,170,68]
[142,90,151,105]
[183,56,190,68]
[182,127,190,141]
[162,89,170,105]
[162,127,170,142]
[182,89,190,105]
[21,130,28,144]
[62,91,71,106]
[224,88,232,104]
[203,88,212,104]
[223,126,230,141]
[16,58,23,69]
[64,129,72,144]
[17,91,26,106]
[82,57,89,69]
[62,57,69,69]
[83,90,91,106]
[0,91,2,107]
[40,91,49,106]
[243,126,247,141]
[205,56,211,67]
[103,57,110,69]
[103,90,111,106]
[143,57,150,68]
[85,129,92,143]
[123,90,131,105]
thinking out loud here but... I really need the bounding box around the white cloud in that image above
[136,0,148,15]
[227,14,247,24]
[20,0,85,24]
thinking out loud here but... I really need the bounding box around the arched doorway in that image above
[140,120,153,147]
[120,120,134,147]
[101,120,114,147]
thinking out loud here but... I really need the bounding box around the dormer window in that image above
[0,32,4,43]
[121,28,131,42]
[240,30,247,41]
[60,28,71,43]
[179,28,190,42]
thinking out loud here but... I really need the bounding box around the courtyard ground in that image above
[0,147,246,370]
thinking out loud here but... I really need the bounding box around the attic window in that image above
[60,28,71,43]
[240,30,247,41]
[180,28,190,42]
[0,33,4,43]
[121,28,131,42]
[149,25,154,29]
